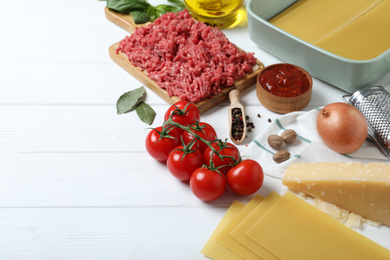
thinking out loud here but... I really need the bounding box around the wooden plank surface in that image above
[1,1,389,259]
[105,7,264,113]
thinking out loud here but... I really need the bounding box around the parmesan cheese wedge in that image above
[282,162,390,227]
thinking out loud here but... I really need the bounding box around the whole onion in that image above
[317,102,368,154]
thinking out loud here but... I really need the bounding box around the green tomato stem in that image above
[163,115,241,171]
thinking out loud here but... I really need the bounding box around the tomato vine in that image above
[145,101,264,201]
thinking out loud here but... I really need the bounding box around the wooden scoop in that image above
[228,89,247,145]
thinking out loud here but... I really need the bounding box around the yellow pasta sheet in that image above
[246,192,390,260]
[270,0,390,60]
[215,194,264,260]
[201,200,245,260]
[202,191,390,259]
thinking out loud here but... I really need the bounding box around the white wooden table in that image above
[1,1,389,259]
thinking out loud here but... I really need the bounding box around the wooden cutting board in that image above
[105,7,264,113]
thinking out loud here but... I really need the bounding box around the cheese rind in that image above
[282,162,390,226]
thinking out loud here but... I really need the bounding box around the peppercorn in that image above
[231,108,244,141]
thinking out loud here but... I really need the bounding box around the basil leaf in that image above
[167,0,186,9]
[107,0,150,13]
[147,7,160,21]
[106,0,186,23]
[131,10,150,24]
[116,86,146,114]
[155,4,183,16]
[125,0,150,11]
[136,102,156,125]
[106,0,185,24]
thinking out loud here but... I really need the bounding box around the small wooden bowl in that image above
[256,63,312,114]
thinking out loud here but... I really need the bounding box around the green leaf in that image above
[106,0,185,23]
[147,7,160,21]
[131,10,150,24]
[107,0,150,13]
[116,87,146,114]
[167,0,186,9]
[155,4,183,16]
[136,102,156,125]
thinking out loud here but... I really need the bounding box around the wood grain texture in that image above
[106,8,264,113]
[0,207,226,259]
[0,104,283,152]
[104,6,148,34]
[1,2,388,259]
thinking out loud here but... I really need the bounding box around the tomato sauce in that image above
[259,64,310,97]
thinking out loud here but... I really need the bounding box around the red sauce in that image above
[260,64,310,97]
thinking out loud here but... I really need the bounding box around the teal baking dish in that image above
[246,0,390,93]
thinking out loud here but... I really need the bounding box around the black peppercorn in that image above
[231,108,244,141]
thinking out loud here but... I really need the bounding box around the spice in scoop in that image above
[231,108,245,141]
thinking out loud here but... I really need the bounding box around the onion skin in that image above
[317,102,368,154]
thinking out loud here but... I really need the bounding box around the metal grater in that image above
[343,86,390,160]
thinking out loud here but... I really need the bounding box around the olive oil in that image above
[185,0,244,29]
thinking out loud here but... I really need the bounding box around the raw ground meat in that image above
[116,9,257,103]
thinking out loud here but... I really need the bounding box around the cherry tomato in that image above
[145,126,182,162]
[227,159,264,196]
[190,167,226,201]
[167,146,204,181]
[182,122,217,152]
[164,101,200,126]
[203,142,240,174]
